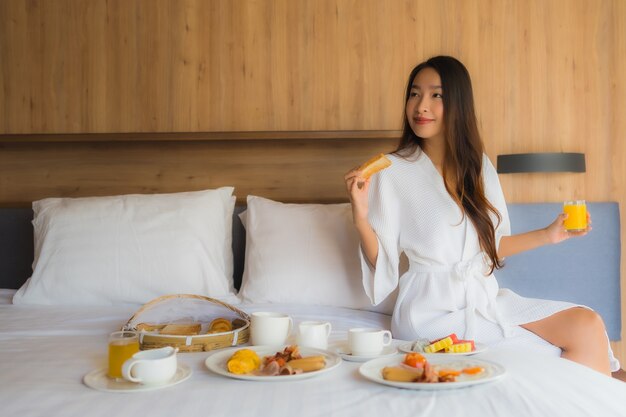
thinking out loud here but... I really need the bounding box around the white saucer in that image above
[83,363,192,393]
[334,344,398,362]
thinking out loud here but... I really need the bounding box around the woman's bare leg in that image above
[521,307,611,376]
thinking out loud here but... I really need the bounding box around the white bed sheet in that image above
[1,289,624,417]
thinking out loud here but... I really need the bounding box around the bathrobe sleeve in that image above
[358,166,402,305]
[482,154,511,251]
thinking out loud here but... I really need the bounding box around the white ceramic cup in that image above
[348,328,392,356]
[296,321,332,350]
[250,312,293,346]
[121,346,178,385]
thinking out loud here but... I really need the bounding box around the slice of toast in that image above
[159,323,202,336]
[135,323,166,332]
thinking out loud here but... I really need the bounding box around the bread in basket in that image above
[123,294,250,352]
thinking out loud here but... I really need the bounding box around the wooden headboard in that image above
[0,132,398,207]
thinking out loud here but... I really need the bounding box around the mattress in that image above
[0,289,624,417]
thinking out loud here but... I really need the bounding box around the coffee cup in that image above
[348,328,392,356]
[121,346,178,385]
[296,321,332,350]
[250,312,293,346]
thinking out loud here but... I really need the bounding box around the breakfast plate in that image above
[359,355,505,390]
[334,343,398,362]
[398,342,487,356]
[83,363,192,393]
[205,345,342,381]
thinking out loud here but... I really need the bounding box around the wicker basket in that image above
[123,294,250,352]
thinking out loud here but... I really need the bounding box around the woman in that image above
[344,56,619,375]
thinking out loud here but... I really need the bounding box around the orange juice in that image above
[108,332,139,379]
[563,200,587,231]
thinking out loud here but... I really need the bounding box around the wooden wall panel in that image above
[1,0,625,365]
[1,1,624,144]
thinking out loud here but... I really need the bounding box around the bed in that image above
[0,191,624,416]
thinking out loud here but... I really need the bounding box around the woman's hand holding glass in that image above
[545,211,592,244]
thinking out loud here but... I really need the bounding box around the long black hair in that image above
[395,56,502,273]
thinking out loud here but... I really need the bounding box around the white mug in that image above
[296,321,332,350]
[250,312,293,346]
[348,328,392,356]
[121,346,178,385]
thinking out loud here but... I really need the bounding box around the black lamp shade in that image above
[497,153,585,173]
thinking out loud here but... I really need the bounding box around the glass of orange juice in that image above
[563,200,587,232]
[108,331,139,379]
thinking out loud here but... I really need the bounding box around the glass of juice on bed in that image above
[108,331,139,379]
[563,200,587,232]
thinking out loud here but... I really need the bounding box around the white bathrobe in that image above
[360,149,620,371]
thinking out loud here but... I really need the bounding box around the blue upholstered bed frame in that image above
[497,203,621,340]
[0,202,621,340]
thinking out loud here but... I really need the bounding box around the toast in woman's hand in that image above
[358,154,392,179]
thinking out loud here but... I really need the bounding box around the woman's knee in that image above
[565,308,607,343]
[521,308,608,350]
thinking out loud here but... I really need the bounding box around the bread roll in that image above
[208,318,233,333]
[358,154,392,179]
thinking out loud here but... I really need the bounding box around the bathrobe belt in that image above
[409,254,512,340]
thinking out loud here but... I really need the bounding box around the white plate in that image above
[398,342,487,356]
[359,354,505,390]
[205,345,341,381]
[83,363,192,393]
[334,344,398,362]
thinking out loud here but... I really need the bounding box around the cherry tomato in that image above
[404,352,427,368]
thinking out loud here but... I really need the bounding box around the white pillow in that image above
[239,195,396,314]
[13,188,239,306]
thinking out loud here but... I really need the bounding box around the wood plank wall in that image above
[1,0,625,365]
